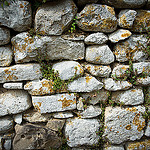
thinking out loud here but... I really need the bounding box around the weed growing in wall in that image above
[68,16,78,33]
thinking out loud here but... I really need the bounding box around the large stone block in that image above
[0,27,10,45]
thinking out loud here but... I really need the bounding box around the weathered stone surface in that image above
[65,118,100,147]
[3,139,11,150]
[0,116,13,134]
[85,64,111,77]
[86,45,114,64]
[145,121,150,137]
[125,139,150,150]
[13,114,22,125]
[0,104,8,117]
[101,0,147,8]
[104,145,125,150]
[24,79,55,95]
[135,76,150,86]
[118,9,137,29]
[3,82,23,89]
[52,61,84,80]
[0,46,13,67]
[35,0,77,35]
[84,33,108,45]
[103,106,146,144]
[0,136,2,149]
[109,29,132,43]
[0,89,32,116]
[0,1,32,32]
[32,93,76,113]
[111,87,144,105]
[11,32,85,63]
[0,63,42,83]
[103,78,132,91]
[0,27,10,46]
[67,74,103,92]
[13,123,62,150]
[76,0,98,7]
[77,97,84,111]
[76,4,117,32]
[132,10,150,32]
[53,112,74,119]
[114,34,148,62]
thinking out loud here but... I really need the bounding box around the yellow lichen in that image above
[85,76,92,83]
[125,124,132,130]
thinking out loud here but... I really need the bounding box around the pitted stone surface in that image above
[65,118,100,147]
[84,33,108,45]
[0,27,10,45]
[0,63,42,83]
[0,89,32,115]
[103,106,146,144]
[104,145,125,150]
[85,64,111,77]
[53,112,74,119]
[52,61,84,80]
[114,34,148,62]
[111,87,144,105]
[35,0,77,35]
[32,93,76,113]
[24,79,55,95]
[0,0,32,31]
[103,78,132,91]
[0,46,13,67]
[86,45,114,64]
[135,76,150,86]
[67,74,103,92]
[76,4,117,32]
[145,121,150,137]
[3,82,23,89]
[109,29,132,43]
[118,9,137,29]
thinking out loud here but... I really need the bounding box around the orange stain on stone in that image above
[85,76,92,83]
[58,97,75,109]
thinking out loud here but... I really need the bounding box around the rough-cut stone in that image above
[85,64,111,77]
[13,123,62,150]
[101,0,147,8]
[67,74,103,92]
[24,79,55,95]
[103,106,146,144]
[118,9,137,29]
[76,4,117,32]
[0,89,32,116]
[86,45,114,64]
[111,87,144,105]
[135,76,150,86]
[77,97,84,111]
[13,114,22,125]
[3,82,23,89]
[53,112,74,119]
[0,104,8,117]
[52,61,84,80]
[0,136,2,149]
[0,1,32,32]
[109,29,132,43]
[0,46,13,67]
[11,32,85,63]
[125,139,150,150]
[132,10,150,32]
[65,118,100,147]
[3,139,11,150]
[0,116,13,133]
[35,0,77,35]
[114,34,148,62]
[103,78,132,91]
[76,0,98,7]
[104,145,125,150]
[32,93,76,113]
[84,33,108,45]
[145,121,150,137]
[0,27,10,45]
[0,63,42,83]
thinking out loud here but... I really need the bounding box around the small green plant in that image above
[68,16,78,33]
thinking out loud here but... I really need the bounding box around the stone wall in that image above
[0,0,150,149]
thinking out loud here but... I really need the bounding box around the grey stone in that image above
[76,0,98,7]
[76,4,117,32]
[32,93,76,113]
[0,0,32,32]
[3,139,11,150]
[0,46,13,67]
[135,76,150,86]
[85,64,111,77]
[84,33,108,45]
[0,104,8,117]
[109,29,132,43]
[35,0,77,35]
[145,121,150,137]
[86,45,114,64]
[103,78,132,91]
[13,114,22,125]
[52,61,84,80]
[111,87,144,105]
[53,112,74,119]
[0,116,13,133]
[67,74,103,92]
[0,63,42,83]
[104,145,124,150]
[0,89,32,116]
[118,9,137,29]
[103,106,146,144]
[77,97,84,111]
[114,34,148,62]
[0,136,2,149]
[3,82,23,89]
[65,118,100,147]
[0,27,10,45]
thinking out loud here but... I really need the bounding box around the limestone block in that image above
[135,76,150,86]
[3,82,23,89]
[13,114,22,125]
[0,27,10,45]
[104,145,125,150]
[53,112,74,119]
[145,121,150,137]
